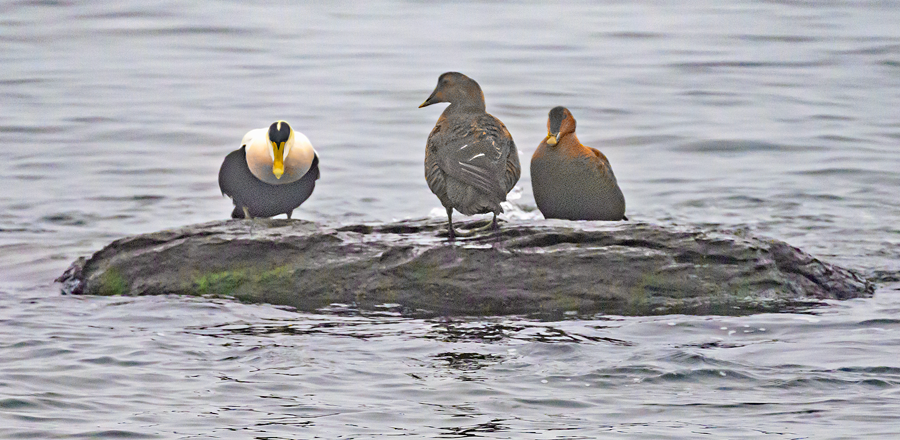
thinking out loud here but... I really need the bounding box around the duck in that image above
[530,106,626,221]
[218,120,319,219]
[419,72,521,239]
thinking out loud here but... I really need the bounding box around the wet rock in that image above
[56,218,874,318]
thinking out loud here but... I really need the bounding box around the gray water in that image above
[2,1,900,438]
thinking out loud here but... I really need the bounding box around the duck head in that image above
[267,120,293,179]
[419,72,486,112]
[546,106,576,147]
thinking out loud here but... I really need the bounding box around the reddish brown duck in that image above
[531,107,626,221]
[419,72,521,238]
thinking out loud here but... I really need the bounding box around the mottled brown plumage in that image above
[531,107,626,221]
[420,72,520,238]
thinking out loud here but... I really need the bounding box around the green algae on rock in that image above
[56,218,874,318]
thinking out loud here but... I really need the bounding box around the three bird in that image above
[218,73,626,234]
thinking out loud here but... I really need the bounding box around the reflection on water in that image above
[1,0,900,438]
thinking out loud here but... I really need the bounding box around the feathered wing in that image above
[307,154,321,181]
[502,130,521,194]
[587,146,621,190]
[424,123,450,206]
[587,146,626,219]
[588,147,612,168]
[433,114,513,203]
[218,147,248,198]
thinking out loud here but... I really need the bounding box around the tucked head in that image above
[419,72,486,111]
[267,120,293,179]
[546,106,576,146]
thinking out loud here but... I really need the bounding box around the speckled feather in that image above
[426,113,519,215]
[422,73,520,217]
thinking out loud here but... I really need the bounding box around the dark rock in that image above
[56,218,874,318]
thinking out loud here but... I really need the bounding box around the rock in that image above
[56,218,874,318]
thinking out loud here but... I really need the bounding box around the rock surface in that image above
[57,218,874,318]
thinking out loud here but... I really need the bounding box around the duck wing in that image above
[503,132,521,194]
[218,146,251,198]
[588,146,612,168]
[429,114,515,201]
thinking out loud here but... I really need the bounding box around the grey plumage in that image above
[420,72,520,238]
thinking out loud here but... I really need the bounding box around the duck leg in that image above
[454,213,500,237]
[446,207,456,240]
[240,206,257,236]
[446,208,484,238]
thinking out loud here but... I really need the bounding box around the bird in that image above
[530,106,626,221]
[419,72,521,239]
[218,120,319,219]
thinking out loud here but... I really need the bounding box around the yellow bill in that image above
[272,141,285,179]
[546,133,558,146]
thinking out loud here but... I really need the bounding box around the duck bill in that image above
[546,133,558,146]
[272,144,285,179]
[419,90,438,108]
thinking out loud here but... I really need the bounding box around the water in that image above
[2,0,899,438]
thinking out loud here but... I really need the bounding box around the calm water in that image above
[2,1,900,438]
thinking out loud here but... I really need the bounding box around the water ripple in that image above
[1,1,900,438]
